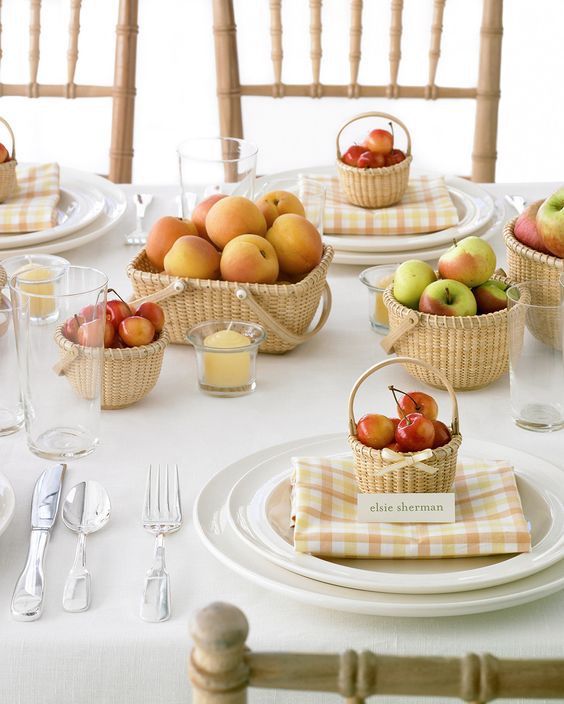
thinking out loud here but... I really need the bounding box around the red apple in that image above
[431,420,451,449]
[514,200,551,254]
[135,301,165,333]
[341,145,365,167]
[106,299,132,330]
[473,280,508,313]
[385,149,406,166]
[418,279,477,316]
[0,143,9,164]
[103,321,115,348]
[118,316,155,347]
[395,413,435,452]
[356,414,396,450]
[395,390,438,421]
[77,318,106,348]
[357,151,386,169]
[385,442,401,452]
[80,303,105,323]
[362,129,393,155]
[62,314,84,343]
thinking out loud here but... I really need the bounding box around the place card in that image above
[357,493,455,523]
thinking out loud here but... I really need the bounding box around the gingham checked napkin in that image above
[305,174,459,236]
[0,163,60,233]
[291,455,531,559]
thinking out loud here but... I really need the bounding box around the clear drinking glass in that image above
[0,291,24,435]
[359,264,399,333]
[10,266,108,459]
[254,176,326,235]
[177,137,258,219]
[507,281,564,432]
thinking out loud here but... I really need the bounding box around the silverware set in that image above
[11,463,182,622]
[124,193,154,245]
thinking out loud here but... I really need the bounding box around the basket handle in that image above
[347,356,460,437]
[129,279,188,309]
[336,111,412,159]
[380,309,419,353]
[0,117,16,160]
[234,281,332,346]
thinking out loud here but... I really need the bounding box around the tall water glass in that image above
[177,137,258,219]
[0,291,23,435]
[507,281,564,432]
[10,266,108,459]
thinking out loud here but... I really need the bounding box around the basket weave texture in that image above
[0,264,6,288]
[504,217,563,306]
[127,246,334,354]
[348,357,462,493]
[336,111,412,208]
[0,117,17,203]
[55,327,169,409]
[381,273,512,391]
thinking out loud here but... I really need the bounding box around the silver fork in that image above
[124,193,154,245]
[140,464,182,622]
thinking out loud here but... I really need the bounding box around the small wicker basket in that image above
[55,328,169,410]
[504,217,563,306]
[336,111,412,208]
[0,117,17,203]
[380,272,513,391]
[348,356,462,494]
[127,246,334,354]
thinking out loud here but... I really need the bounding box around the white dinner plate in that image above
[0,168,127,258]
[0,472,15,538]
[194,434,564,617]
[227,443,564,594]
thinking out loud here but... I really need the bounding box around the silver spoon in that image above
[62,481,111,613]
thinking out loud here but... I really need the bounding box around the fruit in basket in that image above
[391,387,438,421]
[536,189,564,258]
[419,279,477,316]
[392,260,437,310]
[76,318,106,348]
[256,190,306,228]
[341,145,365,167]
[431,420,451,449]
[192,194,227,239]
[362,128,393,156]
[0,143,9,163]
[356,414,396,449]
[473,280,508,314]
[62,314,84,343]
[205,196,267,250]
[163,235,221,279]
[106,299,132,330]
[266,213,323,276]
[357,151,386,168]
[385,149,406,166]
[118,316,155,347]
[135,301,165,333]
[220,234,279,284]
[146,216,199,271]
[513,200,551,254]
[395,413,435,452]
[437,236,496,288]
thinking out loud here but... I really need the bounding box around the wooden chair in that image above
[212,0,503,182]
[0,0,138,183]
[189,602,564,702]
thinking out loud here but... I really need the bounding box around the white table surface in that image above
[0,180,562,704]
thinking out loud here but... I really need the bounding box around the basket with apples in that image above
[348,357,462,494]
[380,236,514,390]
[55,293,169,409]
[127,192,333,354]
[336,111,412,208]
[0,117,17,203]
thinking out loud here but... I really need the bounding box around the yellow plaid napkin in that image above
[291,456,531,559]
[0,163,60,234]
[305,174,459,236]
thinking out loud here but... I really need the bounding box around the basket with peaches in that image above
[127,190,333,354]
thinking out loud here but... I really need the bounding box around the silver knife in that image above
[11,464,66,621]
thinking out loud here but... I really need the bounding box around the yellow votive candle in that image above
[374,272,395,326]
[203,329,251,388]
[17,265,56,318]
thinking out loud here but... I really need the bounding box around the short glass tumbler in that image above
[507,281,564,432]
[0,291,24,435]
[359,265,398,333]
[253,176,326,236]
[10,266,108,459]
[177,137,258,220]
[187,321,266,397]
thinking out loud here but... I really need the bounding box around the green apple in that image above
[437,236,496,288]
[392,260,437,309]
[473,280,508,313]
[536,188,564,258]
[419,279,477,316]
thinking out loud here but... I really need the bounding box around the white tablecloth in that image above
[0,181,562,704]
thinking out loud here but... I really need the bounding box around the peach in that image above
[220,234,279,284]
[163,235,221,279]
[192,194,227,239]
[255,190,306,228]
[146,216,198,271]
[265,213,323,276]
[0,143,9,163]
[205,196,267,250]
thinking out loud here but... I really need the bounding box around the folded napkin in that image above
[0,163,60,233]
[305,174,459,236]
[291,455,531,559]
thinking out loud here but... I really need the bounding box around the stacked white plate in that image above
[0,167,127,259]
[194,434,564,617]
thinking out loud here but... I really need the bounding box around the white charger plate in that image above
[194,434,564,617]
[0,471,15,538]
[227,443,564,594]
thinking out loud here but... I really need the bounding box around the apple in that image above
[341,145,365,167]
[79,303,105,323]
[135,301,165,332]
[419,279,477,316]
[356,414,395,450]
[385,441,401,452]
[385,149,406,166]
[513,200,551,254]
[362,129,393,155]
[392,260,437,310]
[0,143,9,163]
[394,389,438,421]
[106,299,132,330]
[220,234,279,284]
[438,236,496,288]
[395,412,435,452]
[163,235,221,279]
[357,151,386,168]
[62,314,84,343]
[431,420,451,449]
[266,213,323,276]
[256,190,306,229]
[119,316,156,347]
[473,280,508,313]
[192,194,227,239]
[536,189,564,258]
[77,318,106,348]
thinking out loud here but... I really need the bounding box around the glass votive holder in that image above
[359,264,399,334]
[187,320,266,397]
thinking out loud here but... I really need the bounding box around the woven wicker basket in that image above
[126,246,334,354]
[54,327,169,410]
[504,217,563,305]
[0,117,17,203]
[336,111,412,208]
[0,264,6,288]
[380,272,513,391]
[348,356,462,493]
